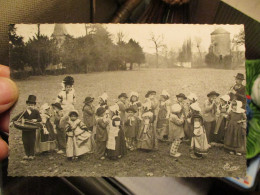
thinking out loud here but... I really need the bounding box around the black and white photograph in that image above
[8,23,246,177]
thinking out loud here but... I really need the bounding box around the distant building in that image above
[209,27,231,58]
[52,24,68,47]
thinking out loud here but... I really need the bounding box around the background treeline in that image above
[9,24,145,76]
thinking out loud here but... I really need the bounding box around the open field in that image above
[9,68,246,177]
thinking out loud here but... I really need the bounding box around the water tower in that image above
[209,27,231,58]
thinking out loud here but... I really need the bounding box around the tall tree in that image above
[149,33,165,68]
[126,39,145,70]
[9,24,26,71]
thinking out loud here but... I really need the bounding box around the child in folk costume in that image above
[65,110,93,161]
[144,90,158,117]
[56,76,76,113]
[117,93,128,124]
[228,73,246,108]
[106,104,127,159]
[156,90,171,141]
[169,104,185,157]
[57,76,76,153]
[82,96,96,132]
[125,106,140,151]
[176,93,190,141]
[189,103,210,159]
[137,101,157,151]
[128,91,142,118]
[50,103,65,154]
[35,103,57,154]
[203,91,220,144]
[224,100,247,155]
[11,95,42,160]
[213,95,230,144]
[98,92,109,109]
[95,107,110,160]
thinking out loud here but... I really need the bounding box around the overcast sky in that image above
[15,24,244,54]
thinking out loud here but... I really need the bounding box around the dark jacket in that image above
[12,109,42,122]
[83,104,96,128]
[95,118,109,142]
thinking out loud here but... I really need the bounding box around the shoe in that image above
[57,150,64,154]
[23,155,29,160]
[170,152,181,158]
[236,152,242,156]
[229,151,235,155]
[100,156,105,160]
[190,154,202,159]
[28,156,35,160]
[118,155,122,159]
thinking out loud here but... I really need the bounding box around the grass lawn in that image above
[9,68,246,177]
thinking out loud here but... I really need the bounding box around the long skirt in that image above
[224,123,245,153]
[137,124,157,150]
[204,120,216,143]
[156,118,169,141]
[35,121,57,154]
[190,132,210,155]
[107,129,127,160]
[212,116,226,143]
[96,141,107,159]
[183,119,192,140]
[66,131,92,157]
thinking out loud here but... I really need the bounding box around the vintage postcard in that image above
[8,24,246,177]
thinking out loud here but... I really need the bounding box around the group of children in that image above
[12,73,247,161]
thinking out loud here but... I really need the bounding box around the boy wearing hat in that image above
[11,95,42,160]
[203,91,219,144]
[95,107,110,160]
[229,73,246,107]
[125,106,140,150]
[117,93,128,124]
[65,110,93,161]
[82,97,95,132]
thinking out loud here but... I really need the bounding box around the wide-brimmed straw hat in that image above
[235,73,245,80]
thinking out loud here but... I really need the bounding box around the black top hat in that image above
[207,91,220,97]
[235,73,245,80]
[125,106,137,113]
[63,76,74,86]
[51,102,63,110]
[145,90,156,98]
[84,97,94,104]
[96,107,106,117]
[118,93,128,99]
[26,95,37,105]
[176,93,187,99]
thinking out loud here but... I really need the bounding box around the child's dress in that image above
[83,104,96,131]
[137,111,157,150]
[125,115,140,149]
[35,111,57,153]
[213,103,229,143]
[168,113,184,156]
[190,115,210,157]
[224,110,246,153]
[56,88,76,114]
[66,119,93,158]
[95,117,109,159]
[156,99,171,141]
[106,117,127,159]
